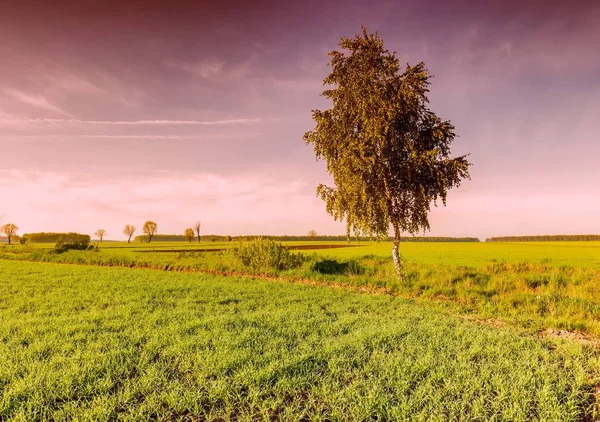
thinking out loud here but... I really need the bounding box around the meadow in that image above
[2,240,600,420]
[2,240,600,334]
[1,261,598,421]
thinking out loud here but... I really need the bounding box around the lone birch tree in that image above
[304,27,470,275]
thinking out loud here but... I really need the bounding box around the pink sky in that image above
[1,0,599,240]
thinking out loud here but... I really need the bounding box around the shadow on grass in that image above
[311,259,349,274]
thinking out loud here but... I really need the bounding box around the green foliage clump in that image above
[54,235,92,253]
[229,238,305,272]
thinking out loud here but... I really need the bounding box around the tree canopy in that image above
[304,27,470,273]
[184,228,195,243]
[123,225,136,243]
[143,221,158,243]
[94,229,106,242]
[1,223,19,245]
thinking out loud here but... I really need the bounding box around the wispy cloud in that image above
[0,118,262,126]
[46,74,106,95]
[2,89,74,117]
[164,60,227,79]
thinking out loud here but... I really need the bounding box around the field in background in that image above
[13,240,600,267]
[0,261,596,421]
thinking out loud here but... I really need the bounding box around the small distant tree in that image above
[94,229,106,242]
[123,224,136,243]
[194,221,201,243]
[184,228,195,243]
[19,236,28,245]
[226,235,232,242]
[143,221,158,243]
[308,229,317,238]
[1,223,19,245]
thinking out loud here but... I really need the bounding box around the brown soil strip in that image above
[137,244,363,253]
[540,328,600,348]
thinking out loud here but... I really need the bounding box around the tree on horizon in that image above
[184,228,195,243]
[123,225,136,243]
[1,223,19,245]
[143,221,158,243]
[194,221,201,243]
[94,229,106,242]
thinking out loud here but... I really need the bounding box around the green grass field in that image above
[2,241,600,420]
[1,261,598,421]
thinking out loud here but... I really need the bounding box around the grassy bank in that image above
[1,261,598,421]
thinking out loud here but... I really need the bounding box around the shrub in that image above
[229,238,305,272]
[54,235,91,253]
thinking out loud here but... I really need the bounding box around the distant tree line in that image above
[22,232,92,243]
[242,235,480,242]
[133,233,228,242]
[487,235,600,242]
[131,234,480,242]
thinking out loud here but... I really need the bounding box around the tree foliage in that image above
[304,27,470,273]
[22,232,90,243]
[94,229,106,242]
[123,225,136,243]
[54,236,92,253]
[184,228,195,243]
[142,221,158,243]
[1,223,19,245]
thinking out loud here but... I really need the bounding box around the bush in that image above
[229,238,305,272]
[54,235,91,253]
